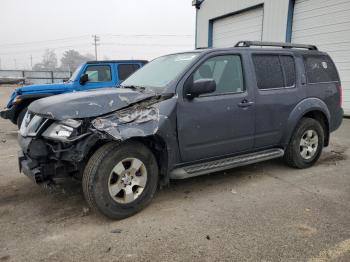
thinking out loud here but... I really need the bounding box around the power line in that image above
[101,42,193,47]
[0,34,194,49]
[0,43,92,56]
[0,35,91,48]
[110,34,193,38]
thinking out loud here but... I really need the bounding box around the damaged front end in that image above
[92,101,160,140]
[18,94,171,184]
[18,113,99,183]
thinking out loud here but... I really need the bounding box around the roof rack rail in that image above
[234,41,318,51]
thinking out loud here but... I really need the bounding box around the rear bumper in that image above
[0,105,17,124]
[330,107,344,133]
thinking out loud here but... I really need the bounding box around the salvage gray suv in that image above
[18,41,343,219]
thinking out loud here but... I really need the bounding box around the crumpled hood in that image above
[17,82,72,94]
[28,88,156,120]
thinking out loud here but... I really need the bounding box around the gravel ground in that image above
[0,85,349,262]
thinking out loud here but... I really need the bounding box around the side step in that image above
[170,148,284,179]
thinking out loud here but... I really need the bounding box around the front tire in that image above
[284,118,324,169]
[82,141,159,219]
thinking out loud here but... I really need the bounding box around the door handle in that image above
[238,99,254,108]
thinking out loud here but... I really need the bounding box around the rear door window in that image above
[118,64,140,81]
[253,54,296,89]
[280,56,296,87]
[304,55,339,83]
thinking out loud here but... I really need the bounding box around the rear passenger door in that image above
[252,53,301,149]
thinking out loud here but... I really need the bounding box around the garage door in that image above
[292,0,350,115]
[212,7,263,48]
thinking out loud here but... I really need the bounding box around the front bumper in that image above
[18,135,48,183]
[0,105,17,123]
[18,150,43,183]
[17,131,97,183]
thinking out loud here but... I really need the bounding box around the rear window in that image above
[118,64,140,81]
[304,55,339,83]
[253,54,296,89]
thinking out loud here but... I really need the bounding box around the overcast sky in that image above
[0,0,195,70]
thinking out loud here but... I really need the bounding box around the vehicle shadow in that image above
[2,148,346,223]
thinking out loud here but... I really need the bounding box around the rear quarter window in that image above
[304,55,339,83]
[118,64,140,81]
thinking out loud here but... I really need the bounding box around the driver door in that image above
[177,54,255,162]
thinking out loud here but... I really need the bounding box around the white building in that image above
[194,0,350,115]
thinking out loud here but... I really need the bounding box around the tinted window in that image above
[304,55,339,83]
[280,56,296,87]
[193,55,244,95]
[253,55,284,89]
[118,64,140,81]
[85,65,111,82]
[253,55,296,89]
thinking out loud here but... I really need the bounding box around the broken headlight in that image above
[20,112,47,137]
[42,119,82,142]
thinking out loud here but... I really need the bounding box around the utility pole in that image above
[30,55,33,70]
[92,35,100,60]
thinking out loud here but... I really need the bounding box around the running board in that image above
[170,148,284,179]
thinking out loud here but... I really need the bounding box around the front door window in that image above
[84,65,112,82]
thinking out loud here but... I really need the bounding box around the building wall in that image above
[196,0,290,48]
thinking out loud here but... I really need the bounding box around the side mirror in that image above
[79,74,89,85]
[186,78,216,98]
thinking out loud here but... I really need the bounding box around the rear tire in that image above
[82,141,159,219]
[284,117,324,169]
[16,107,28,129]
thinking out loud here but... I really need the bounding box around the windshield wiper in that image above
[120,85,146,92]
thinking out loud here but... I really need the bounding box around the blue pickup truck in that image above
[0,60,147,127]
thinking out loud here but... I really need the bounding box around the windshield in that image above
[68,64,83,82]
[121,52,200,92]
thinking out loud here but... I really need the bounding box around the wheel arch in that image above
[85,135,169,186]
[282,98,330,147]
[131,135,169,187]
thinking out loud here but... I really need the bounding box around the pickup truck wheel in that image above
[82,141,159,219]
[16,107,28,129]
[284,118,324,169]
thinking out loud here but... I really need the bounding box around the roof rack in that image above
[234,41,318,50]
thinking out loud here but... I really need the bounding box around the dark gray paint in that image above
[18,46,344,184]
[28,88,156,120]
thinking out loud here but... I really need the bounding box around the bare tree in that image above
[60,50,94,72]
[33,49,58,71]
